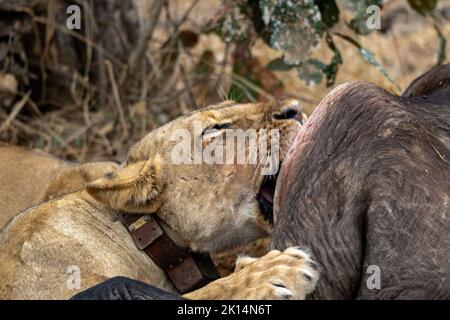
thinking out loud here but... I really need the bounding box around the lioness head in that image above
[87,100,302,252]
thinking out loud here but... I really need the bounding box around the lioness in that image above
[0,143,266,276]
[0,144,119,229]
[0,99,318,299]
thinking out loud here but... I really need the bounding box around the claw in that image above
[284,247,311,260]
[276,287,293,299]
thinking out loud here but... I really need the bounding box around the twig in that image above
[158,47,183,96]
[43,0,56,61]
[215,42,231,95]
[65,125,90,145]
[172,0,201,31]
[163,0,199,35]
[179,55,197,109]
[105,59,129,138]
[32,15,125,69]
[7,118,51,143]
[127,0,166,75]
[29,120,81,158]
[82,0,93,78]
[0,92,30,133]
[127,87,191,104]
[82,92,91,127]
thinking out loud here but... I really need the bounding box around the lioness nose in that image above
[272,100,301,121]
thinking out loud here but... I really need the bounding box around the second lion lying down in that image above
[0,143,119,230]
[0,99,318,299]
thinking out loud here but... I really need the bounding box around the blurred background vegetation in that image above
[0,0,449,163]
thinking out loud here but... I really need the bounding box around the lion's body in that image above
[0,145,64,229]
[0,100,305,299]
[0,144,119,230]
[0,144,267,277]
[0,191,171,299]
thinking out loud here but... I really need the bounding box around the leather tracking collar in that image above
[118,212,220,294]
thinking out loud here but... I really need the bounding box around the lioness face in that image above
[88,100,302,253]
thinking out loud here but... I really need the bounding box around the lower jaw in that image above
[257,171,278,225]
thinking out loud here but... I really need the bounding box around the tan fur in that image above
[185,248,318,300]
[0,144,119,229]
[0,100,305,299]
[0,143,263,277]
[214,238,270,276]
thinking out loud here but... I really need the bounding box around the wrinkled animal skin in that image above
[273,64,450,299]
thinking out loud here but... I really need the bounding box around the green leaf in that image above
[217,5,252,43]
[295,34,343,87]
[266,57,298,71]
[262,0,323,65]
[407,0,437,15]
[334,33,398,87]
[227,86,245,102]
[315,0,340,28]
[433,23,447,66]
[297,59,324,85]
[322,33,343,87]
[347,0,383,35]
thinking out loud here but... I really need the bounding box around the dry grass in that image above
[0,0,449,164]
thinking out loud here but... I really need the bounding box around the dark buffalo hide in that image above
[71,277,184,300]
[273,64,450,299]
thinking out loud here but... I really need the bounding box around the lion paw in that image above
[185,247,319,300]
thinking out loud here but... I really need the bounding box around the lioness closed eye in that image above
[0,100,318,299]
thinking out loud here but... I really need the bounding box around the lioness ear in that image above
[86,156,163,213]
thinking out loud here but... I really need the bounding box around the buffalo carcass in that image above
[273,64,450,299]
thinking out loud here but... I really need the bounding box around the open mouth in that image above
[257,170,279,224]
